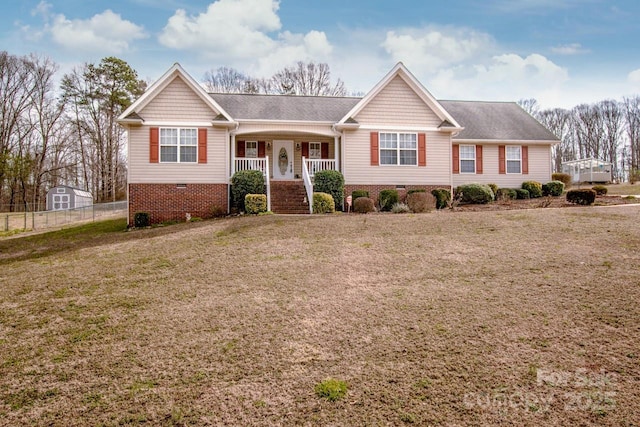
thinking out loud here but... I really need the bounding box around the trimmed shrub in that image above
[542,180,565,197]
[351,189,369,201]
[567,189,596,205]
[354,197,375,213]
[522,181,543,198]
[496,188,517,200]
[313,192,335,214]
[552,173,572,188]
[378,189,399,211]
[407,188,426,195]
[431,188,451,210]
[515,188,530,199]
[314,170,345,211]
[244,194,267,214]
[391,202,411,213]
[592,185,608,195]
[406,191,434,213]
[488,183,499,200]
[455,183,494,204]
[231,170,264,212]
[133,212,150,228]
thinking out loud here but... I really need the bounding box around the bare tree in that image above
[517,98,540,117]
[623,96,640,178]
[599,100,624,180]
[537,108,574,172]
[271,61,346,96]
[204,66,250,93]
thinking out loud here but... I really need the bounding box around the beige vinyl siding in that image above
[238,122,335,137]
[343,129,451,185]
[452,143,552,187]
[354,75,442,127]
[139,76,217,122]
[128,125,228,183]
[236,134,334,178]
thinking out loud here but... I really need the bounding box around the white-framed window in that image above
[56,188,65,193]
[459,145,476,173]
[245,141,258,158]
[506,146,521,174]
[380,132,417,166]
[309,142,322,159]
[160,128,197,163]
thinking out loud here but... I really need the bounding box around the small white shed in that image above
[46,186,93,211]
[561,158,612,184]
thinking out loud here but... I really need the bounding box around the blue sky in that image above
[2,0,640,108]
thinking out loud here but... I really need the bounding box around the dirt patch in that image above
[0,208,638,425]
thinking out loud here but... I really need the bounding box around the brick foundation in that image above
[344,184,451,208]
[128,183,228,225]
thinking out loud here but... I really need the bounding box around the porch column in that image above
[230,133,236,177]
[334,135,340,173]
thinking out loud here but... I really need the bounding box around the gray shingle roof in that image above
[210,93,361,122]
[208,93,558,142]
[440,100,559,141]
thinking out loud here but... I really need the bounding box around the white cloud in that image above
[428,53,569,106]
[381,27,494,73]
[628,69,640,84]
[27,2,147,54]
[158,0,332,75]
[551,43,589,55]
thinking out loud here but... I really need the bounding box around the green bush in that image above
[351,190,369,201]
[313,192,335,214]
[133,212,150,228]
[244,194,267,214]
[314,378,348,402]
[455,183,494,204]
[567,189,596,205]
[515,188,530,199]
[231,170,265,212]
[391,202,411,213]
[314,170,345,211]
[552,173,572,188]
[522,181,543,198]
[488,183,499,200]
[406,192,434,213]
[431,188,451,209]
[592,185,608,195]
[407,188,426,195]
[378,189,399,211]
[542,181,565,197]
[354,197,375,213]
[496,188,517,200]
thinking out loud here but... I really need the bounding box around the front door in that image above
[272,140,294,180]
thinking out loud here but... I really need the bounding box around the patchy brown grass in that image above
[0,208,639,426]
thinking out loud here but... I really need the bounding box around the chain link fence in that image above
[1,201,128,233]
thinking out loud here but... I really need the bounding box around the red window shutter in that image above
[452,144,459,174]
[321,142,329,159]
[198,128,207,164]
[418,133,426,166]
[499,145,506,174]
[258,141,266,157]
[237,140,245,157]
[476,145,483,174]
[149,127,159,163]
[370,132,379,166]
[522,146,529,174]
[301,142,309,158]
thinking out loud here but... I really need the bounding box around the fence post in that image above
[32,211,35,230]
[24,211,27,230]
[4,215,7,232]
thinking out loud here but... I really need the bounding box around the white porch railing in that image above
[301,157,314,214]
[234,157,271,212]
[305,159,337,177]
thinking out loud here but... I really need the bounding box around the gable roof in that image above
[118,63,233,123]
[338,62,462,129]
[440,101,560,141]
[211,93,360,122]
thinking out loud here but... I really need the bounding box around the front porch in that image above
[230,133,341,214]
